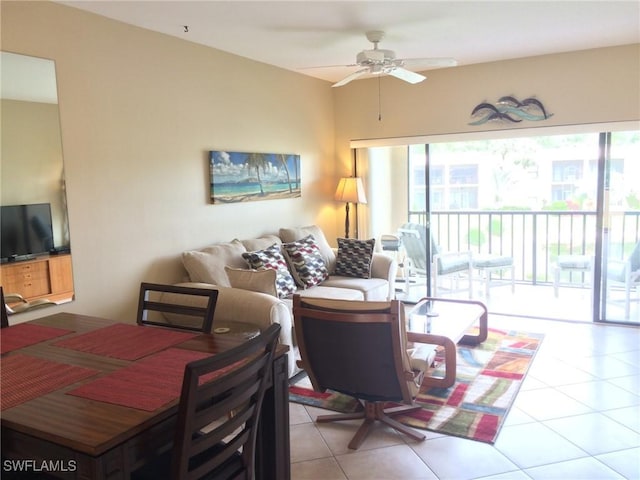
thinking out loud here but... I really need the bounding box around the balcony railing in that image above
[408,210,640,285]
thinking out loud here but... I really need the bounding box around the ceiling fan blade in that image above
[332,67,369,87]
[400,57,458,68]
[387,67,426,84]
[299,63,358,70]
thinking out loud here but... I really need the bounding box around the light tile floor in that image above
[289,315,640,480]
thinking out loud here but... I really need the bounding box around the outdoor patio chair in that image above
[398,222,472,298]
[472,253,516,298]
[553,254,594,298]
[606,240,640,319]
[292,294,456,450]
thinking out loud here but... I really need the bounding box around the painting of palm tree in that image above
[209,151,301,204]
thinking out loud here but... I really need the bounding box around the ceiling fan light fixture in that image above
[326,31,456,87]
[357,50,386,64]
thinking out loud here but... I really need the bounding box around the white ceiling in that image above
[55,1,640,85]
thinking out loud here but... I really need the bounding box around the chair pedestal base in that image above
[316,401,425,449]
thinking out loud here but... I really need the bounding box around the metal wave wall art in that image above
[469,96,553,125]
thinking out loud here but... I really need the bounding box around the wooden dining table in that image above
[0,312,290,480]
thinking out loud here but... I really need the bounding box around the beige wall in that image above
[334,43,640,164]
[334,43,639,239]
[2,1,336,321]
[3,1,638,323]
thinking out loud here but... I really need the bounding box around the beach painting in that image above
[210,151,301,204]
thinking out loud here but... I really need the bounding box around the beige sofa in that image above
[177,225,397,378]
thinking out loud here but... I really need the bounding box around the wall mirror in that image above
[1,51,75,313]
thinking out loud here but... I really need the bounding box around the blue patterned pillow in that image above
[242,244,296,298]
[282,235,329,288]
[334,238,375,278]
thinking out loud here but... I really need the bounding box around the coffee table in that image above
[405,297,488,388]
[407,296,488,345]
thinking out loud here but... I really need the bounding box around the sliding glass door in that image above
[598,131,640,324]
[357,128,639,324]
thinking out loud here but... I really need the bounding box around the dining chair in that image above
[398,222,473,298]
[292,294,455,450]
[137,282,219,333]
[1,287,9,328]
[132,323,281,480]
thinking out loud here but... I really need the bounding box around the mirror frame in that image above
[1,51,74,311]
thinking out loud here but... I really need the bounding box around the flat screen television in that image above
[1,203,54,261]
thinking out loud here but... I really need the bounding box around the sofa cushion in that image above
[182,239,247,287]
[242,244,297,298]
[280,286,363,315]
[279,225,336,272]
[334,238,375,278]
[296,285,364,300]
[321,276,390,301]
[282,235,329,288]
[224,266,278,297]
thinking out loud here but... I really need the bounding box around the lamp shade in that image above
[335,177,367,204]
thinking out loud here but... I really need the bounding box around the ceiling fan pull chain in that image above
[378,76,382,121]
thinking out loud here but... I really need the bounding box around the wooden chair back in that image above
[172,323,281,480]
[137,283,218,333]
[292,295,414,404]
[1,287,9,329]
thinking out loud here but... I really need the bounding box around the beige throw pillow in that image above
[224,266,278,297]
[182,239,247,287]
[240,234,282,251]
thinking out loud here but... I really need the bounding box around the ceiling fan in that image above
[330,30,457,87]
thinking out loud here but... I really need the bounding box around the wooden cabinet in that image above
[1,254,74,304]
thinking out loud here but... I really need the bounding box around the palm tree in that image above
[278,154,293,193]
[245,153,269,195]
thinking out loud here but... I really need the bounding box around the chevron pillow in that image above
[242,244,296,298]
[282,235,329,288]
[334,238,375,278]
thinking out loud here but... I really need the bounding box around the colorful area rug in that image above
[289,328,543,444]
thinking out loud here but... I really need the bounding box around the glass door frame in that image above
[354,123,639,325]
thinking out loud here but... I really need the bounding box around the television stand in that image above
[0,253,74,305]
[6,254,37,263]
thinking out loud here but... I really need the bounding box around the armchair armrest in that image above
[407,332,456,388]
[370,252,397,280]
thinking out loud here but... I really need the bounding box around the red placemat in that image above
[0,323,73,354]
[1,353,99,411]
[66,348,240,411]
[53,323,197,360]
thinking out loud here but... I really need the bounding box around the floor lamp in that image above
[335,177,367,238]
